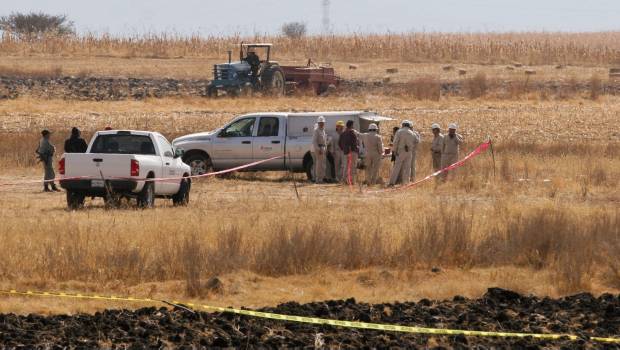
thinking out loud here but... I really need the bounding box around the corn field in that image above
[1,31,620,65]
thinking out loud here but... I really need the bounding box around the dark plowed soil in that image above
[1,75,618,100]
[1,288,620,349]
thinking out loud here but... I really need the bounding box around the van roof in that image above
[241,111,393,120]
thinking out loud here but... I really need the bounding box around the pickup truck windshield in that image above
[90,134,156,155]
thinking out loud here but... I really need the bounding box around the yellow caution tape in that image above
[1,289,619,343]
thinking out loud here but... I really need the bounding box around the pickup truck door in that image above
[252,116,285,170]
[155,135,180,195]
[210,117,255,169]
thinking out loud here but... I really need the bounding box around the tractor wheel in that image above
[262,66,285,96]
[207,86,218,98]
[240,84,253,97]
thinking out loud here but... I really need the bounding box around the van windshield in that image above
[91,134,156,155]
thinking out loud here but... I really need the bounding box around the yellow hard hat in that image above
[336,120,345,126]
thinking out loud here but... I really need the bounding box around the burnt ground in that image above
[1,289,620,349]
[0,75,619,100]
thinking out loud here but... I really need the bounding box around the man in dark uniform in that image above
[64,127,88,153]
[36,129,60,192]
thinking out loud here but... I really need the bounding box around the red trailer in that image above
[281,59,340,95]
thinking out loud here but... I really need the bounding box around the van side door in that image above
[252,116,285,170]
[210,117,256,169]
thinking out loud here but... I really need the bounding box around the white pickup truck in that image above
[172,111,392,179]
[59,130,192,209]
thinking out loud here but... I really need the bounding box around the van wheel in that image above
[172,178,191,206]
[137,181,155,208]
[66,191,85,210]
[185,153,212,176]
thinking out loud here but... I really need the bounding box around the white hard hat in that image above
[368,123,378,131]
[431,123,441,130]
[317,116,326,123]
[402,120,412,127]
[448,123,458,130]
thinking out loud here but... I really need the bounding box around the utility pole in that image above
[322,0,331,34]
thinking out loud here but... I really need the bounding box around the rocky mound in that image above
[1,288,619,348]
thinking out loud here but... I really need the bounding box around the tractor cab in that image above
[240,43,273,65]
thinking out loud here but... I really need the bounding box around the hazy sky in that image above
[6,0,620,35]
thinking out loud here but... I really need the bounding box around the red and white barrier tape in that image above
[367,140,491,194]
[1,141,490,192]
[0,156,283,187]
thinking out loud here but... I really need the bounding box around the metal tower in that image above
[322,0,331,34]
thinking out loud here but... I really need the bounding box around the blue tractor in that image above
[207,43,286,97]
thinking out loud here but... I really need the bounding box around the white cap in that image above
[402,120,412,127]
[368,123,378,131]
[317,116,326,123]
[448,123,458,130]
[431,123,441,130]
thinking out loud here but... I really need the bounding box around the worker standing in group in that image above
[36,129,60,192]
[430,123,444,172]
[388,120,416,186]
[329,120,346,182]
[408,122,421,182]
[339,120,360,185]
[441,123,463,180]
[312,116,328,184]
[363,123,384,185]
[64,127,88,153]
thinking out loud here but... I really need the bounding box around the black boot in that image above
[44,184,52,192]
[51,184,61,192]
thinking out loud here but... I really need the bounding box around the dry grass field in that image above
[0,33,619,315]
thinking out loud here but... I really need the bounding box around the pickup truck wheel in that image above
[186,154,212,176]
[172,178,191,206]
[137,181,155,208]
[66,191,85,210]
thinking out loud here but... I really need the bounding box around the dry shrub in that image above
[500,156,513,181]
[181,234,203,297]
[588,162,608,186]
[403,76,441,100]
[395,207,475,268]
[553,236,594,293]
[558,76,579,99]
[0,64,63,78]
[206,226,247,274]
[590,74,602,100]
[2,204,618,296]
[464,72,488,99]
[507,78,530,99]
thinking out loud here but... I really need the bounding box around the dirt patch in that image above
[1,288,619,348]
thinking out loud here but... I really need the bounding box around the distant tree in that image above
[0,12,74,37]
[281,22,307,39]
